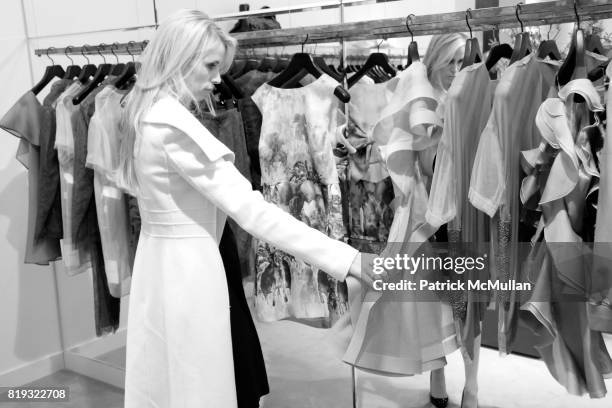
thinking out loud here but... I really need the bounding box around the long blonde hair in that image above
[423,33,468,91]
[116,9,237,193]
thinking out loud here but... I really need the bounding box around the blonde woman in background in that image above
[422,33,481,408]
[116,9,377,408]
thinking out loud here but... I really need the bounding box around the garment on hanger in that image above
[426,62,494,360]
[343,61,459,375]
[0,80,70,264]
[195,105,256,282]
[343,78,395,253]
[34,80,71,245]
[468,54,559,354]
[519,80,612,398]
[236,70,276,191]
[71,77,120,336]
[198,102,269,406]
[219,222,269,408]
[589,61,612,333]
[251,74,349,325]
[124,95,358,408]
[55,81,92,274]
[86,85,134,298]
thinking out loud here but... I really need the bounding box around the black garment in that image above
[219,223,269,408]
[229,7,281,33]
[35,79,72,243]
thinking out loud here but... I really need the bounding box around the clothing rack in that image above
[33,0,612,56]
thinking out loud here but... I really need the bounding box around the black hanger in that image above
[73,44,111,104]
[328,64,341,77]
[78,45,98,83]
[111,42,138,90]
[214,81,235,109]
[509,4,532,64]
[32,48,66,95]
[585,33,606,55]
[221,74,244,99]
[109,43,126,76]
[347,39,396,88]
[268,34,350,103]
[486,43,513,71]
[556,1,586,93]
[314,56,343,82]
[405,14,420,66]
[461,9,483,69]
[537,40,561,60]
[62,46,82,80]
[536,25,561,60]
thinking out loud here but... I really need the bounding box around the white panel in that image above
[22,0,152,38]
[0,0,65,375]
[0,0,27,38]
[153,0,198,21]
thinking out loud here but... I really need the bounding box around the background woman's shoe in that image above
[429,394,449,408]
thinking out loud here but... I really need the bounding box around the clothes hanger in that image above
[405,14,420,67]
[73,44,112,105]
[557,1,586,87]
[109,43,126,76]
[585,33,606,56]
[268,34,351,103]
[221,74,244,99]
[77,45,97,84]
[111,42,138,90]
[486,43,513,71]
[314,55,343,82]
[214,81,237,109]
[347,39,396,88]
[62,46,82,80]
[536,24,561,60]
[31,48,66,95]
[509,3,532,64]
[461,8,483,69]
[328,64,341,77]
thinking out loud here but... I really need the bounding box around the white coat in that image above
[124,96,359,408]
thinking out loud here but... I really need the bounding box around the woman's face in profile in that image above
[440,44,465,90]
[184,43,226,100]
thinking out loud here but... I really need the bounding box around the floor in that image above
[2,287,612,408]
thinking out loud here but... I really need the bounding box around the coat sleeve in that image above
[161,126,359,282]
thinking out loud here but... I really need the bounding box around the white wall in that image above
[0,0,65,379]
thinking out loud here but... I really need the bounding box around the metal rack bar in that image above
[33,0,612,56]
[231,0,612,47]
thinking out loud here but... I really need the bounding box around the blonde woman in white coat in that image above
[115,9,377,408]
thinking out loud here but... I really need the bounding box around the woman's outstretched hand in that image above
[347,252,386,287]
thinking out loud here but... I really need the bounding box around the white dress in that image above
[124,96,359,408]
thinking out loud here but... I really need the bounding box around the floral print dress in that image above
[252,74,348,325]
